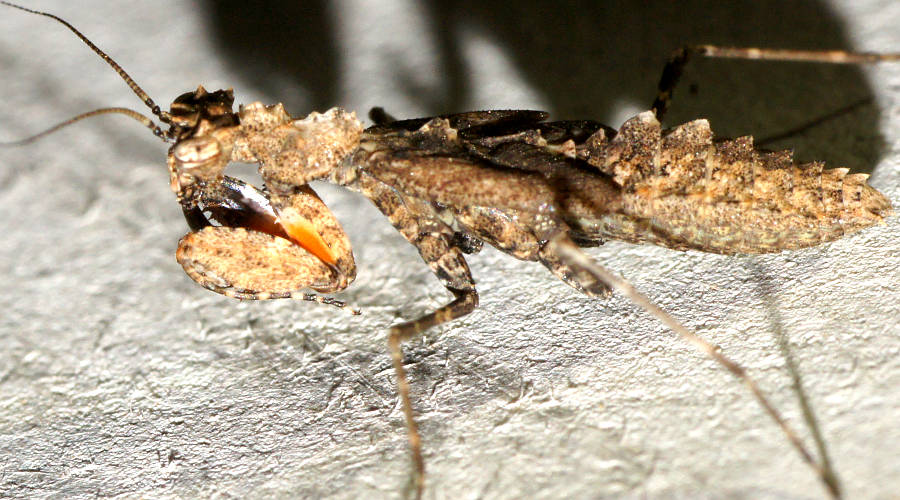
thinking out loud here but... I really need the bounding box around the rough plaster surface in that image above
[1,1,898,498]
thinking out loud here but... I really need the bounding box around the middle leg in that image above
[356,174,479,498]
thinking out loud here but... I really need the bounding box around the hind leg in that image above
[651,45,900,121]
[537,231,839,495]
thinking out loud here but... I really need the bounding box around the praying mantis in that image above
[1,1,898,498]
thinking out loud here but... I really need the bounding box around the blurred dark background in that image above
[205,0,885,173]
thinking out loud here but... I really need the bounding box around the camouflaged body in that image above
[583,111,891,253]
[169,92,892,267]
[347,109,892,256]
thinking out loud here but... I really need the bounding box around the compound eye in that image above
[168,99,200,128]
[169,112,199,129]
[174,137,222,171]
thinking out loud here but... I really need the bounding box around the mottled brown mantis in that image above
[1,1,900,498]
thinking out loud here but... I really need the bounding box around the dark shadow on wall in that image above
[204,0,885,173]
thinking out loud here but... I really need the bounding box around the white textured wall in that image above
[1,1,898,498]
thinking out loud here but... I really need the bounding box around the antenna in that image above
[0,108,166,146]
[1,1,172,125]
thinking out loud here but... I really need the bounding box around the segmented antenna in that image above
[1,1,172,125]
[0,108,165,146]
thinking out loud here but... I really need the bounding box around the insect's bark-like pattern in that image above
[177,98,891,305]
[584,112,891,254]
[345,111,627,297]
[348,108,891,265]
[237,103,364,192]
[176,177,356,301]
[175,95,889,270]
[350,171,477,294]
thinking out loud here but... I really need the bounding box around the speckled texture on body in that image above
[1,1,899,499]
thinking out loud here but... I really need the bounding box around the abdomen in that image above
[575,111,892,254]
